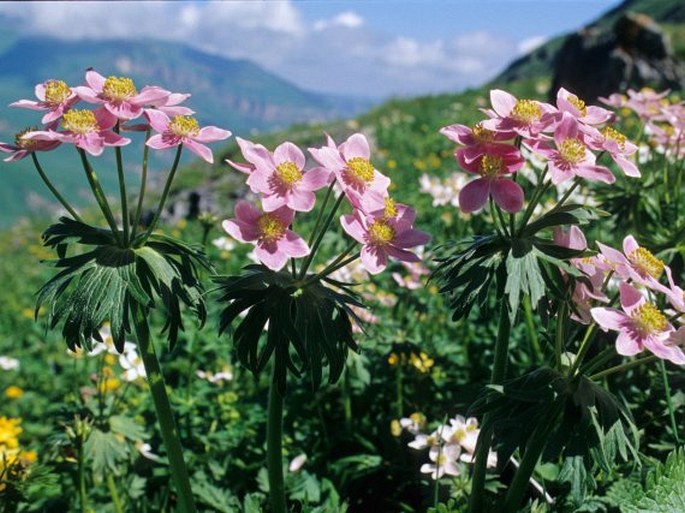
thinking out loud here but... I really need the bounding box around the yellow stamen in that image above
[471,123,495,142]
[62,110,98,135]
[451,428,467,443]
[345,157,375,184]
[480,154,503,178]
[602,126,627,151]
[511,99,541,124]
[368,219,395,246]
[466,422,478,433]
[14,128,39,150]
[169,116,200,137]
[275,161,302,186]
[566,94,587,116]
[44,80,71,105]
[257,214,286,244]
[436,453,447,466]
[384,197,398,219]
[628,247,664,279]
[631,303,667,335]
[102,76,137,101]
[559,139,586,164]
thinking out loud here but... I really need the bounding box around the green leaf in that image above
[84,428,129,478]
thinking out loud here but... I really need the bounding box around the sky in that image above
[0,0,623,100]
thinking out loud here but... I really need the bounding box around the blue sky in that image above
[0,0,622,99]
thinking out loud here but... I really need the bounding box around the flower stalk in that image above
[267,366,287,513]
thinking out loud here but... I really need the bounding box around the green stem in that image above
[131,127,152,242]
[660,359,681,445]
[303,253,360,289]
[342,365,352,433]
[516,166,550,237]
[298,192,346,279]
[395,361,403,419]
[469,298,511,513]
[568,323,599,378]
[78,149,122,244]
[523,295,541,363]
[143,145,184,242]
[106,473,124,513]
[555,302,568,369]
[114,124,130,245]
[500,401,563,512]
[267,367,287,513]
[132,304,197,513]
[581,348,616,376]
[307,180,336,247]
[78,433,88,513]
[31,153,83,222]
[589,355,657,381]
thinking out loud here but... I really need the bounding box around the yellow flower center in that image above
[345,157,375,184]
[62,110,98,135]
[466,423,478,433]
[102,76,137,101]
[257,214,286,244]
[628,247,664,279]
[472,123,495,142]
[14,128,38,150]
[451,428,467,443]
[511,99,541,124]
[559,139,586,164]
[480,154,503,178]
[368,219,395,246]
[631,303,667,335]
[275,161,302,186]
[601,126,627,151]
[169,116,200,137]
[567,94,587,116]
[409,412,425,426]
[384,197,398,219]
[435,453,447,466]
[44,80,71,105]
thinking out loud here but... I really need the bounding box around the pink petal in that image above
[288,188,316,212]
[458,178,490,213]
[386,245,421,263]
[145,109,171,133]
[340,214,367,244]
[574,163,615,184]
[194,126,232,143]
[106,102,142,120]
[184,139,214,163]
[261,192,288,212]
[491,178,524,213]
[361,245,387,275]
[300,167,333,191]
[134,86,170,105]
[614,155,640,177]
[615,331,643,356]
[146,134,177,150]
[222,219,258,243]
[8,99,44,111]
[393,228,431,249]
[271,205,296,226]
[440,124,474,145]
[280,230,310,258]
[102,131,131,147]
[72,86,102,104]
[308,145,345,171]
[554,112,579,146]
[622,235,640,256]
[236,137,272,168]
[273,141,305,169]
[235,200,261,224]
[341,133,370,160]
[226,158,254,174]
[490,89,517,117]
[78,133,105,156]
[34,83,47,101]
[255,242,289,271]
[584,106,613,125]
[85,70,106,91]
[591,307,629,331]
[619,282,644,312]
[94,108,118,130]
[245,167,272,195]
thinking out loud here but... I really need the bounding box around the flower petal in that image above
[491,178,524,213]
[458,178,489,213]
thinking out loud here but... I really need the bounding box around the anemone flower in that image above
[0,128,61,161]
[10,79,79,124]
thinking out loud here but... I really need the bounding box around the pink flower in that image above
[340,203,430,275]
[155,92,194,117]
[145,109,231,163]
[482,89,554,138]
[221,201,309,271]
[457,145,525,213]
[73,70,170,121]
[233,137,331,212]
[596,235,669,293]
[526,113,615,185]
[440,122,515,164]
[625,88,670,121]
[553,87,613,128]
[0,128,61,162]
[587,125,640,177]
[392,259,430,290]
[10,79,79,124]
[309,133,390,211]
[591,282,685,364]
[24,108,130,157]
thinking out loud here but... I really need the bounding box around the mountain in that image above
[0,34,372,226]
[493,0,685,89]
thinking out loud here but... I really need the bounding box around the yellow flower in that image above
[409,351,435,374]
[98,377,121,393]
[0,417,22,448]
[387,353,399,366]
[390,419,402,437]
[5,386,24,399]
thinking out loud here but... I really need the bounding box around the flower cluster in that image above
[401,413,496,480]
[0,416,36,489]
[441,88,640,214]
[557,227,685,365]
[0,356,19,371]
[223,133,430,274]
[1,70,230,163]
[602,87,685,160]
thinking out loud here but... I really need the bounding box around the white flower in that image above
[408,430,440,450]
[119,350,146,382]
[399,412,426,435]
[212,236,236,252]
[196,365,234,384]
[0,356,19,371]
[90,323,136,356]
[420,444,461,480]
[288,453,307,472]
[136,441,162,462]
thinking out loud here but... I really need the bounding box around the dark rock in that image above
[550,12,685,103]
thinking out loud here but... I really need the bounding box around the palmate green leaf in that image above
[37,217,211,352]
[621,449,685,513]
[84,428,129,478]
[214,265,360,394]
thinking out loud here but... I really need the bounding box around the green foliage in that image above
[620,449,685,513]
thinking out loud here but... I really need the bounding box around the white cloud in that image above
[518,35,547,55]
[313,11,364,31]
